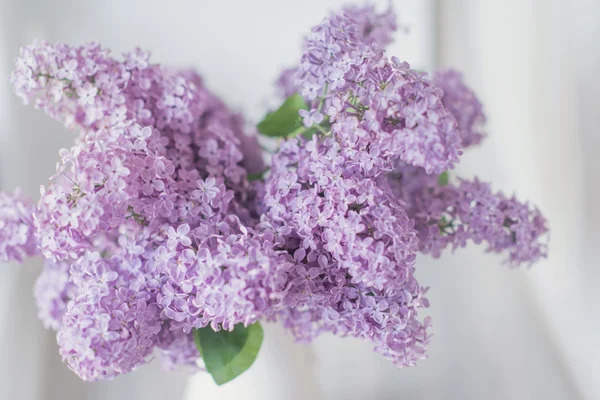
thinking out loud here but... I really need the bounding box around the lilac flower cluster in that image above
[5,40,292,381]
[341,3,398,49]
[393,166,548,265]
[0,189,37,262]
[263,5,444,365]
[260,138,430,366]
[57,252,163,381]
[0,2,550,383]
[282,5,462,175]
[34,259,77,330]
[434,69,486,147]
[263,4,548,366]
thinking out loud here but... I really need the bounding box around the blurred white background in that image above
[0,0,598,399]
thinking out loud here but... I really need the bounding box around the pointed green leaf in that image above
[194,322,264,385]
[257,94,308,137]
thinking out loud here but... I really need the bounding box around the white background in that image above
[0,1,598,399]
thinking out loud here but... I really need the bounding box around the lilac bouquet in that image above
[1,4,548,385]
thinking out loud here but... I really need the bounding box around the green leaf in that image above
[301,126,320,139]
[437,171,449,186]
[257,94,308,137]
[247,172,263,182]
[247,168,269,182]
[194,322,264,385]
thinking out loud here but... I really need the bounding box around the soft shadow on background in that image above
[0,1,598,399]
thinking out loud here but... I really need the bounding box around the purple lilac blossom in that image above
[261,137,419,290]
[278,4,463,175]
[9,40,282,381]
[33,259,77,330]
[264,3,548,368]
[434,69,486,148]
[263,5,437,366]
[391,165,549,265]
[259,135,430,366]
[58,252,162,381]
[155,323,200,371]
[0,188,38,262]
[343,3,398,48]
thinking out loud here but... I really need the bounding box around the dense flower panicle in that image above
[53,219,291,381]
[0,189,38,263]
[155,221,293,333]
[11,41,144,130]
[58,252,162,381]
[279,5,462,175]
[14,40,261,264]
[276,279,431,366]
[341,4,398,48]
[10,40,261,265]
[263,4,546,368]
[10,40,274,380]
[34,259,77,330]
[156,324,200,371]
[259,134,429,365]
[263,5,452,365]
[392,166,549,265]
[10,41,259,189]
[262,137,419,290]
[434,69,486,148]
[327,58,462,175]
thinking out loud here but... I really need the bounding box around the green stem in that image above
[317,83,329,112]
[285,124,310,139]
[315,124,329,135]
